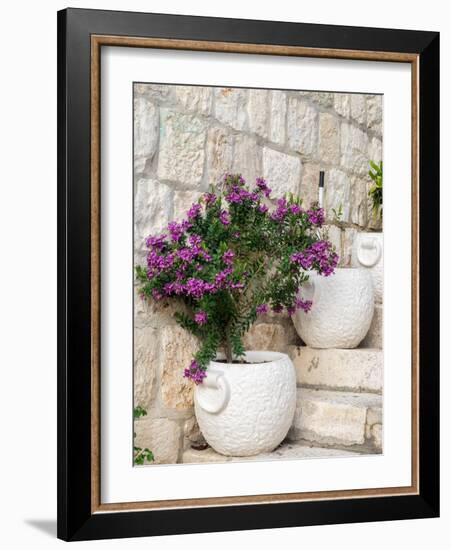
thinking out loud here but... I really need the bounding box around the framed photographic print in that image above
[57,8,439,541]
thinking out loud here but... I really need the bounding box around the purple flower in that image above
[152,289,163,301]
[290,240,339,276]
[258,204,268,214]
[287,305,296,315]
[271,198,289,221]
[194,311,208,325]
[189,234,202,247]
[222,250,235,266]
[163,281,185,296]
[184,278,216,299]
[204,192,217,205]
[215,268,232,288]
[225,185,258,205]
[147,250,175,272]
[219,210,231,226]
[256,304,268,315]
[295,297,313,312]
[167,221,185,242]
[229,281,244,290]
[290,204,302,215]
[187,203,202,220]
[307,207,325,226]
[183,360,207,384]
[256,177,272,197]
[146,234,167,250]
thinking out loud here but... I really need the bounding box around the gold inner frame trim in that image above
[90,34,420,514]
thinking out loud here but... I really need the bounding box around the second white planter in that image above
[292,268,374,349]
[351,232,383,303]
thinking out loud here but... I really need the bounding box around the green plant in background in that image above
[331,203,343,224]
[133,406,154,465]
[133,406,148,420]
[368,160,383,220]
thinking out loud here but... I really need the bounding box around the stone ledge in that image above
[289,388,382,448]
[182,440,361,464]
[288,346,383,393]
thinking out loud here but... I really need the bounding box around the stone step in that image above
[361,304,383,349]
[182,440,361,464]
[288,346,383,393]
[288,388,382,449]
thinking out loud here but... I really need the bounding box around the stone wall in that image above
[133,83,383,464]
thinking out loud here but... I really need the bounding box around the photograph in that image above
[132,83,384,466]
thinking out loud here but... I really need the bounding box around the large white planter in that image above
[292,268,374,349]
[351,232,383,303]
[194,351,296,456]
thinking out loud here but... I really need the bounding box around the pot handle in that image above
[301,276,318,306]
[195,369,230,414]
[357,237,382,267]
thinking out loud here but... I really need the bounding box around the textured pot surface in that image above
[351,232,383,303]
[293,268,374,349]
[194,351,296,456]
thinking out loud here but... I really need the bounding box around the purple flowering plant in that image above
[136,174,338,384]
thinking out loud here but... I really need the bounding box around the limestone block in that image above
[173,190,203,223]
[367,406,383,426]
[181,440,360,463]
[324,169,351,222]
[312,92,334,108]
[183,416,206,446]
[135,296,190,332]
[175,85,212,115]
[368,136,383,163]
[289,388,382,446]
[232,134,261,184]
[262,147,302,197]
[206,126,234,185]
[134,326,159,410]
[371,423,383,449]
[134,179,172,264]
[341,227,357,267]
[134,289,152,329]
[324,225,342,257]
[366,95,383,134]
[160,325,199,410]
[350,175,370,227]
[133,96,159,176]
[287,346,383,393]
[214,87,248,131]
[319,112,340,164]
[287,97,318,157]
[157,109,206,186]
[182,446,228,463]
[134,417,181,464]
[134,83,175,102]
[350,94,367,125]
[361,304,383,349]
[269,90,287,145]
[247,89,269,139]
[243,322,294,352]
[340,123,369,176]
[334,93,351,118]
[300,163,321,208]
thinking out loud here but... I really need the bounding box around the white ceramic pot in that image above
[351,232,383,303]
[292,268,374,349]
[194,351,296,456]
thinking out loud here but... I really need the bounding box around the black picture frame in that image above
[57,7,439,541]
